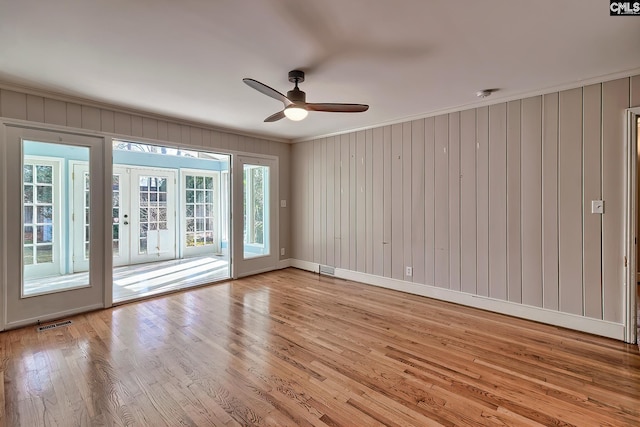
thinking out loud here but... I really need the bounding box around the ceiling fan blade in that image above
[306,103,369,113]
[243,78,292,106]
[264,110,286,122]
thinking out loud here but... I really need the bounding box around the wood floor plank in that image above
[1,268,639,426]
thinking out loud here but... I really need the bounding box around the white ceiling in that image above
[1,1,639,142]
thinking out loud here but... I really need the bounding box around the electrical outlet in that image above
[405,266,413,277]
[281,248,285,256]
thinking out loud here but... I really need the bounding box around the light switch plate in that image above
[280,200,287,208]
[591,200,604,214]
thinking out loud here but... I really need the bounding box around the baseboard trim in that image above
[4,303,105,331]
[278,258,292,270]
[290,259,320,273]
[290,260,625,341]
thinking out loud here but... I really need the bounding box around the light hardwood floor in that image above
[1,268,639,426]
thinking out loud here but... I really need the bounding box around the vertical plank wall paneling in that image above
[340,134,350,269]
[349,133,357,271]
[101,110,115,133]
[476,107,490,297]
[0,88,291,262]
[402,122,413,281]
[313,139,322,264]
[44,99,66,126]
[66,103,82,128]
[326,137,335,267]
[333,136,342,268]
[1,90,27,119]
[506,100,522,303]
[142,117,158,140]
[520,96,543,308]
[448,112,461,291]
[114,112,132,135]
[558,88,584,315]
[391,124,404,280]
[424,118,435,286]
[290,73,639,327]
[434,115,449,288]
[291,143,303,261]
[372,128,384,277]
[365,129,374,274]
[157,120,168,141]
[306,141,314,262]
[320,138,328,265]
[582,84,603,319]
[542,93,560,311]
[356,131,366,272]
[26,95,44,123]
[411,120,426,284]
[460,109,477,295]
[383,126,392,278]
[488,103,507,300]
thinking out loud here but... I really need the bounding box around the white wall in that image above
[291,75,640,338]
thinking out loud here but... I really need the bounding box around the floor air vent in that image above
[319,265,335,276]
[37,319,72,332]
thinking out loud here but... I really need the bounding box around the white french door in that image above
[233,155,278,277]
[71,162,90,272]
[181,170,222,257]
[2,125,106,328]
[114,166,177,266]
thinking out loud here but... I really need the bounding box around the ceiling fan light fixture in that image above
[284,105,308,121]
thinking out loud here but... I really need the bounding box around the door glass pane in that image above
[112,174,123,256]
[22,141,90,297]
[138,175,168,255]
[185,174,217,248]
[243,164,269,259]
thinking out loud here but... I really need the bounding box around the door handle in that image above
[123,221,129,225]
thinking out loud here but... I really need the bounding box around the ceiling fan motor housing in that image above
[288,70,305,83]
[287,87,306,103]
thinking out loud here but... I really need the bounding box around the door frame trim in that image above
[625,107,640,344]
[232,154,279,278]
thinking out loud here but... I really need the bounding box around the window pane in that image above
[243,164,269,259]
[36,165,52,184]
[24,206,33,224]
[24,185,33,203]
[23,247,34,265]
[24,226,33,244]
[37,225,53,243]
[37,206,52,223]
[36,186,52,203]
[36,245,53,263]
[24,165,33,183]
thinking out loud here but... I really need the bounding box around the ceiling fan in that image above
[243,70,369,122]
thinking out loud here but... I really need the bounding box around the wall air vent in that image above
[319,265,335,276]
[37,319,72,332]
